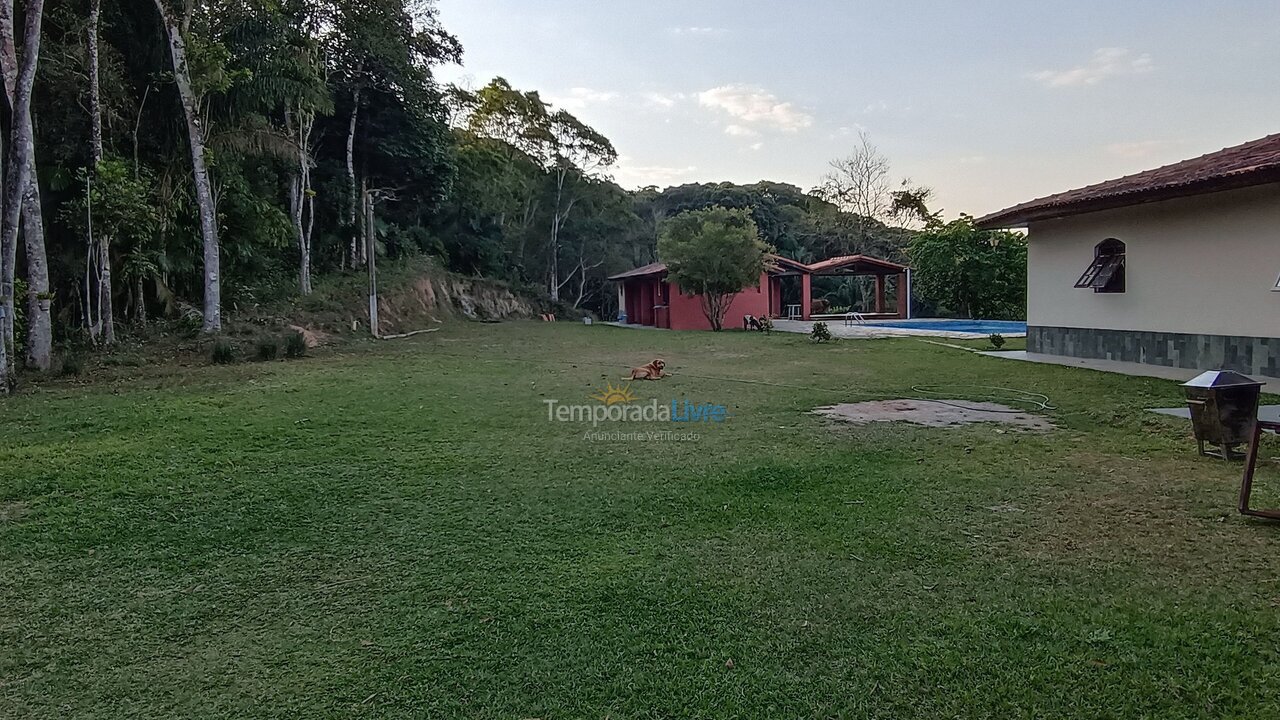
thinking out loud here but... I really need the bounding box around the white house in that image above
[977,133,1280,378]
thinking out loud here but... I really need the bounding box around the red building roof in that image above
[977,133,1280,229]
[607,262,667,280]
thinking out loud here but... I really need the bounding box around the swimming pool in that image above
[866,319,1027,335]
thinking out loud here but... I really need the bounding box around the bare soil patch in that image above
[815,399,1054,431]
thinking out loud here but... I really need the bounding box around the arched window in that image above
[1075,238,1126,293]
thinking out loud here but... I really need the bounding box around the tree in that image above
[326,0,461,268]
[451,78,617,299]
[907,216,1027,320]
[890,180,940,230]
[545,110,616,301]
[1,0,51,368]
[816,130,891,246]
[151,0,222,332]
[63,159,159,321]
[0,0,47,389]
[657,207,769,331]
[85,0,110,345]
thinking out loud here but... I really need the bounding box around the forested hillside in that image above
[1,0,930,390]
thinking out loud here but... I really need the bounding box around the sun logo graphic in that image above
[590,381,638,406]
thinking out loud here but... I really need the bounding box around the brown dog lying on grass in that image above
[627,359,667,380]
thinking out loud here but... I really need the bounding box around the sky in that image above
[435,0,1280,219]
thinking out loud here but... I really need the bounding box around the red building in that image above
[609,254,910,331]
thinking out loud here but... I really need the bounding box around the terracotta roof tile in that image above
[607,262,667,280]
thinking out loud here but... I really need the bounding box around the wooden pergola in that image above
[767,254,911,321]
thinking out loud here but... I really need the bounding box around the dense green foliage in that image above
[5,0,1020,380]
[908,216,1028,320]
[657,207,769,331]
[3,322,1277,716]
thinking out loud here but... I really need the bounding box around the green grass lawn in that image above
[4,322,1280,718]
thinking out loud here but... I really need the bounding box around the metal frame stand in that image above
[1239,420,1280,520]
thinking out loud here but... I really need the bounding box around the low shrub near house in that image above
[989,333,1007,350]
[284,332,308,359]
[255,337,280,361]
[810,321,833,343]
[211,340,237,365]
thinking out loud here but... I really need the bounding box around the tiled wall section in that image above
[1029,326,1280,378]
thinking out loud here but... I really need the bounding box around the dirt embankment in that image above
[284,260,552,343]
[377,274,538,329]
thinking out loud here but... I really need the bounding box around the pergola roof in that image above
[766,255,812,274]
[805,254,909,276]
[608,253,908,282]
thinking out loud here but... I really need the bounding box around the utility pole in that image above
[365,189,378,337]
[364,187,398,338]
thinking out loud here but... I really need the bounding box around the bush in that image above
[756,316,774,334]
[255,337,279,361]
[989,333,1006,350]
[284,331,307,359]
[211,339,237,365]
[810,321,833,343]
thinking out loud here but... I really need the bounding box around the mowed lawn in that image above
[4,322,1280,718]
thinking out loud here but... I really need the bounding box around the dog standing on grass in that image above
[627,359,667,381]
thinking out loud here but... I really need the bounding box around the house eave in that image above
[976,170,1280,230]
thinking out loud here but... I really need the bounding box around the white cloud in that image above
[612,157,700,189]
[1105,140,1174,159]
[697,84,814,132]
[550,87,620,112]
[668,26,728,37]
[724,124,760,138]
[642,91,685,109]
[1031,47,1154,88]
[749,142,764,152]
[830,125,866,138]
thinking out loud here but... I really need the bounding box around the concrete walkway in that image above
[771,319,1005,340]
[979,350,1280,394]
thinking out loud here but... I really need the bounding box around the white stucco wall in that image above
[1027,182,1280,338]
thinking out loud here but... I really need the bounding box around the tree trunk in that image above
[345,82,361,269]
[359,175,369,266]
[365,188,378,338]
[548,169,564,301]
[154,1,220,332]
[99,235,114,343]
[135,274,147,325]
[21,184,50,368]
[288,108,314,295]
[0,0,46,389]
[88,0,103,166]
[86,0,111,345]
[1,18,52,369]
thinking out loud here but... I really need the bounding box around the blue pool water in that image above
[867,319,1027,335]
